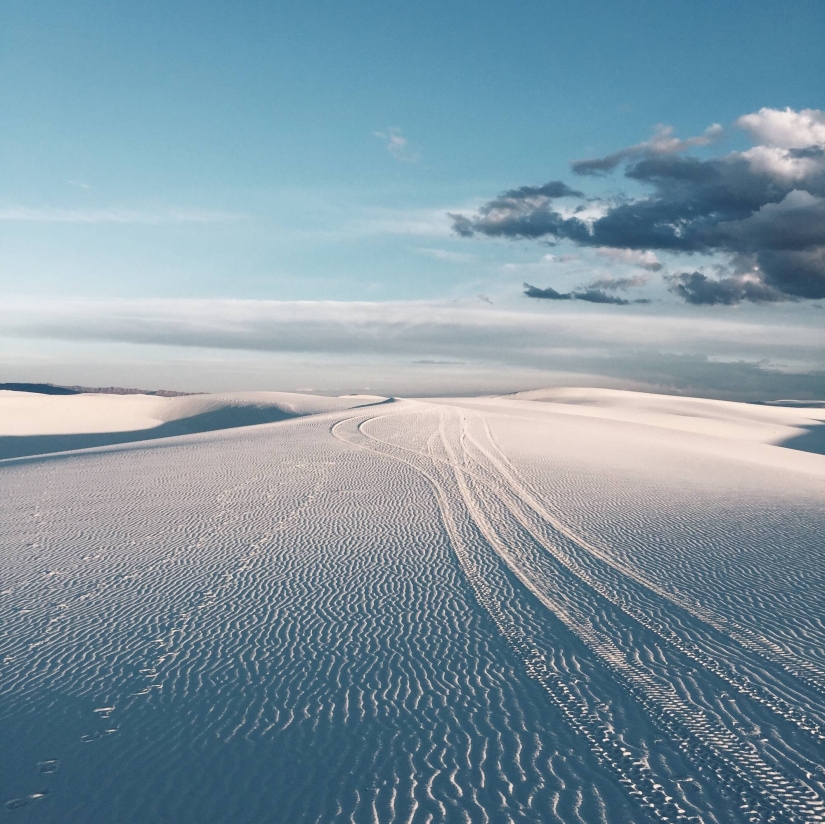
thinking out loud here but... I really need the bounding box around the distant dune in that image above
[0,382,197,396]
[0,390,387,460]
[499,386,825,455]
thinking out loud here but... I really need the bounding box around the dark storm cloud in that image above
[453,109,825,303]
[574,289,650,306]
[523,283,650,306]
[669,272,788,306]
[449,180,586,240]
[789,146,825,159]
[571,155,627,176]
[450,213,476,238]
[523,283,572,300]
[497,181,584,200]
[757,248,825,298]
[573,289,631,305]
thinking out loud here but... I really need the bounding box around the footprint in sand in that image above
[3,790,49,811]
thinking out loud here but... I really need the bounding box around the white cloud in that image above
[595,247,663,271]
[736,107,825,149]
[739,145,824,183]
[532,253,579,264]
[553,199,610,226]
[373,127,420,163]
[733,107,825,183]
[643,122,724,154]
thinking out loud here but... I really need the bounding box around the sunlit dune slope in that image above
[496,386,825,454]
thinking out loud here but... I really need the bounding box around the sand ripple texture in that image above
[1,396,823,824]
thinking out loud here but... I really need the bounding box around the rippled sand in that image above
[1,391,824,823]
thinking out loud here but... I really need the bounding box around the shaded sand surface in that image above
[0,391,385,460]
[1,390,824,823]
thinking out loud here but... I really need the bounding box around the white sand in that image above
[1,387,823,822]
[499,386,825,447]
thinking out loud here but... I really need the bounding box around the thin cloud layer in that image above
[669,271,787,306]
[3,297,819,351]
[452,107,825,303]
[3,298,823,400]
[571,123,724,176]
[0,207,248,224]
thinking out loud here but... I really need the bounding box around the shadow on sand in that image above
[779,422,825,456]
[0,406,297,461]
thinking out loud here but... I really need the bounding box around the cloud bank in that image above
[452,107,825,304]
[2,297,823,400]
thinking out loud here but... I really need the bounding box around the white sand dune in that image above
[1,389,823,823]
[501,386,825,450]
[0,390,387,459]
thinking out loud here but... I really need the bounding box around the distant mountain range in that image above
[0,382,197,397]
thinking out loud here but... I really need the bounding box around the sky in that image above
[2,0,824,399]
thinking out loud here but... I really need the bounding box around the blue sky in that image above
[2,0,824,396]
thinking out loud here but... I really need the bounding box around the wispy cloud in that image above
[416,247,478,263]
[352,206,457,237]
[571,122,724,175]
[373,127,420,163]
[0,207,248,224]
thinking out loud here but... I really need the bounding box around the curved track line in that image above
[333,404,825,824]
[464,406,825,696]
